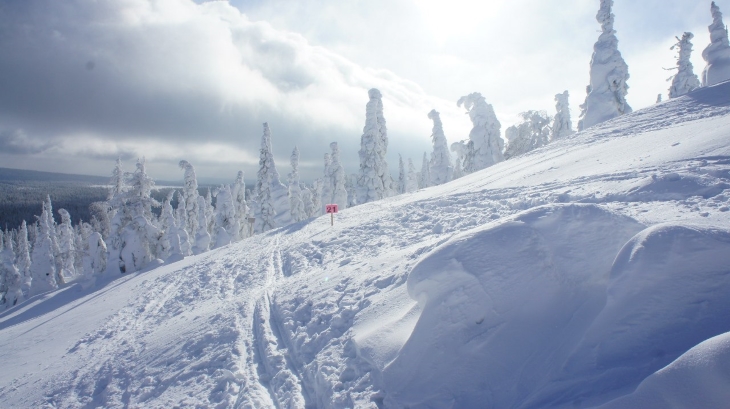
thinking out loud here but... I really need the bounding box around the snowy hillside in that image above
[1,82,730,408]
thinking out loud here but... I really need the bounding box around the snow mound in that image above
[596,331,730,409]
[383,207,730,408]
[383,204,644,408]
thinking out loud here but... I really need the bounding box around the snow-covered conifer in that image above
[231,171,250,239]
[356,88,394,204]
[551,91,574,140]
[321,153,333,210]
[419,152,431,189]
[657,94,663,103]
[204,188,215,236]
[398,155,406,194]
[667,33,702,98]
[1,231,23,308]
[450,142,467,180]
[159,190,182,260]
[178,160,200,237]
[456,93,504,173]
[311,179,323,218]
[193,196,211,254]
[427,109,453,186]
[329,142,348,210]
[346,174,358,207]
[16,221,32,295]
[213,185,236,249]
[288,147,307,223]
[31,199,58,294]
[578,0,632,131]
[301,184,315,219]
[504,111,552,159]
[702,2,730,86]
[406,158,418,193]
[82,232,107,278]
[254,123,291,232]
[174,191,192,256]
[56,209,77,282]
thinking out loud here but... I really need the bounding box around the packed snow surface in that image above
[1,82,730,408]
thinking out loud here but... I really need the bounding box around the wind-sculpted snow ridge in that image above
[1,84,730,408]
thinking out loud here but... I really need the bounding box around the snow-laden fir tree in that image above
[578,0,631,131]
[178,160,200,237]
[356,88,394,204]
[174,191,193,256]
[329,142,349,210]
[669,32,702,98]
[159,190,183,260]
[406,158,418,193]
[311,179,323,218]
[427,109,453,186]
[204,188,215,237]
[419,152,431,189]
[82,231,107,278]
[193,195,211,254]
[1,231,23,308]
[398,155,406,194]
[16,220,32,295]
[551,91,574,140]
[120,158,161,273]
[321,153,333,211]
[301,184,316,220]
[74,223,88,276]
[231,171,250,240]
[504,111,552,159]
[31,197,58,295]
[656,94,663,103]
[702,2,730,86]
[346,174,358,208]
[455,92,504,173]
[212,185,236,249]
[450,142,467,180]
[288,147,307,223]
[255,123,291,232]
[56,209,76,282]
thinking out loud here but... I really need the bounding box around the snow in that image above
[701,1,730,87]
[1,81,730,408]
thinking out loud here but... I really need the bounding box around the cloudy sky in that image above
[0,0,716,183]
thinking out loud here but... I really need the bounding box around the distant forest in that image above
[0,167,214,230]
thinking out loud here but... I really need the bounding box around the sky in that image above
[0,0,716,184]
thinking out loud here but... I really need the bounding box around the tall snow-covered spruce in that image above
[288,147,307,223]
[701,2,730,87]
[178,160,200,238]
[504,111,552,159]
[255,122,291,233]
[356,88,393,204]
[329,142,348,210]
[578,0,631,131]
[669,32,702,98]
[454,92,504,173]
[427,109,453,186]
[551,91,574,140]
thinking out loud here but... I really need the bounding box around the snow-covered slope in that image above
[1,82,730,408]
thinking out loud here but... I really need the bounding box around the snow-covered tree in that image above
[346,174,358,208]
[193,195,211,254]
[288,147,307,223]
[551,91,574,140]
[450,142,467,180]
[504,111,552,159]
[178,160,200,237]
[213,185,237,249]
[455,92,504,173]
[356,88,394,204]
[406,158,418,193]
[56,209,77,282]
[578,0,632,131]
[321,153,333,211]
[159,190,183,260]
[174,191,192,256]
[16,221,32,296]
[419,152,431,189]
[702,2,730,86]
[329,142,348,210]
[310,179,323,218]
[1,231,23,308]
[669,32,702,98]
[31,198,58,294]
[254,123,291,233]
[398,155,406,194]
[231,171,250,240]
[427,109,453,186]
[82,232,107,278]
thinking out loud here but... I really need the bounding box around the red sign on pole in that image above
[325,204,338,226]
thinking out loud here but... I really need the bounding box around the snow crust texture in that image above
[1,82,730,408]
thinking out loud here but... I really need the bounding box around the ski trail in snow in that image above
[234,236,307,408]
